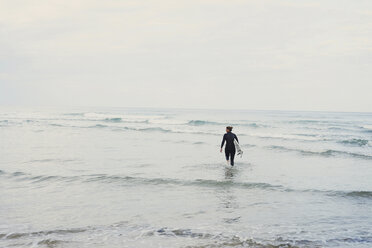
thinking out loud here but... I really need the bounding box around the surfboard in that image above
[234,139,243,157]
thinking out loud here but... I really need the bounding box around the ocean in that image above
[1,106,372,248]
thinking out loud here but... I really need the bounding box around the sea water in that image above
[1,106,371,247]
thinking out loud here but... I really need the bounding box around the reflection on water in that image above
[224,166,235,180]
[220,166,240,223]
[212,165,238,210]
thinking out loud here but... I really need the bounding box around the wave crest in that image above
[188,120,220,126]
[345,191,372,198]
[267,145,372,160]
[339,139,369,146]
[104,117,122,122]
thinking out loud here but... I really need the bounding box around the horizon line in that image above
[1,103,371,114]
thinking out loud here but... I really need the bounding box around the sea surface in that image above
[1,107,372,248]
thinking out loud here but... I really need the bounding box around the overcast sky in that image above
[1,0,371,112]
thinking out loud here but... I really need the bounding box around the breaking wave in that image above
[188,120,221,126]
[0,222,320,248]
[4,223,370,247]
[103,117,149,123]
[187,120,263,128]
[138,127,171,132]
[0,227,86,239]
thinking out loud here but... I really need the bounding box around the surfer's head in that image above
[226,126,233,132]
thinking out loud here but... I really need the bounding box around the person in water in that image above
[220,126,239,166]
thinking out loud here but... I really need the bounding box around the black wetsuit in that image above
[221,132,239,166]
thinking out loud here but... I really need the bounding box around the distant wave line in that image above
[267,145,372,160]
[338,139,369,146]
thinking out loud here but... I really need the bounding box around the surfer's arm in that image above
[234,134,239,143]
[220,134,226,148]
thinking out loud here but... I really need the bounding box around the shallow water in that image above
[1,107,372,247]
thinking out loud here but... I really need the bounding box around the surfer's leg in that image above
[225,149,230,162]
[230,150,236,166]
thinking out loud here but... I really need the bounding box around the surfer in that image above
[220,126,239,166]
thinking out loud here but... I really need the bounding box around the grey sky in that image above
[1,0,371,111]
